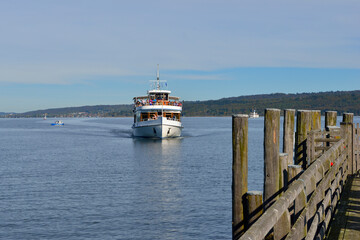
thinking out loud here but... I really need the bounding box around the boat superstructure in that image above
[132,65,183,138]
[249,109,260,118]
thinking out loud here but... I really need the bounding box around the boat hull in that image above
[132,117,182,138]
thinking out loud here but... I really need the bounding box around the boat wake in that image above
[110,129,133,138]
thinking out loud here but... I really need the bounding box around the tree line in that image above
[3,90,360,118]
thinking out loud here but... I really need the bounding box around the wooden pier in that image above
[232,109,360,240]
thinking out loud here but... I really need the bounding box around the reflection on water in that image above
[132,138,184,239]
[133,137,183,154]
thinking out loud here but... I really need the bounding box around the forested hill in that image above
[3,90,360,118]
[183,90,360,116]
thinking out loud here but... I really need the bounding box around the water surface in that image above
[1,116,357,239]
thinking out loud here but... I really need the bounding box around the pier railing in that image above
[232,110,359,240]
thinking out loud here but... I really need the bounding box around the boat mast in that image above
[156,64,160,90]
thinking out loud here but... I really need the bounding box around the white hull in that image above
[132,117,182,138]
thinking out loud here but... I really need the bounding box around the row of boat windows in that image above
[151,93,169,100]
[134,112,181,122]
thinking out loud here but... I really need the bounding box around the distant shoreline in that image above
[2,90,360,118]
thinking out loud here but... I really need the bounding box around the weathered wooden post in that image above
[343,112,353,124]
[311,110,321,131]
[311,110,322,163]
[325,111,337,129]
[273,153,291,239]
[295,110,312,167]
[353,122,357,173]
[245,191,263,228]
[264,108,280,210]
[288,164,303,183]
[283,109,295,166]
[342,113,354,175]
[357,123,360,172]
[279,153,289,193]
[274,209,291,240]
[325,111,337,148]
[287,164,305,225]
[232,114,248,239]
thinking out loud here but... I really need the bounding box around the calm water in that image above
[1,116,357,239]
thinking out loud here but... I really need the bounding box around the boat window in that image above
[141,113,149,121]
[136,112,141,122]
[149,112,157,120]
[174,113,180,121]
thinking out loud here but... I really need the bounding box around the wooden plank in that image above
[326,175,360,240]
[315,138,340,142]
[315,146,331,151]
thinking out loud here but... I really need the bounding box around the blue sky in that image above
[0,0,359,112]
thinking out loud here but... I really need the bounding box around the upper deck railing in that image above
[232,109,359,240]
[134,99,182,108]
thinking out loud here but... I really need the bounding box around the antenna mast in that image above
[156,64,160,90]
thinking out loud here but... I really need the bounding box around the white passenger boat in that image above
[249,109,260,118]
[132,65,183,138]
[51,120,64,126]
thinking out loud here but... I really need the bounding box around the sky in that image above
[0,0,359,112]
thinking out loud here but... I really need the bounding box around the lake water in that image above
[1,116,358,239]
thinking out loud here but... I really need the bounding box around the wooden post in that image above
[283,109,295,166]
[306,130,315,164]
[325,111,337,148]
[274,210,291,240]
[342,113,354,174]
[288,164,303,183]
[325,111,337,129]
[232,114,248,239]
[287,164,303,226]
[264,108,280,210]
[311,110,321,131]
[357,123,360,172]
[343,112,353,123]
[311,110,322,164]
[279,153,289,193]
[295,110,312,167]
[245,191,263,228]
[353,122,357,173]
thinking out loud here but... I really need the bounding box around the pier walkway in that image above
[327,174,360,240]
[232,110,360,240]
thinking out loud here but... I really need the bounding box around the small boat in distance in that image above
[43,113,47,120]
[132,65,183,138]
[249,109,260,118]
[51,120,64,126]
